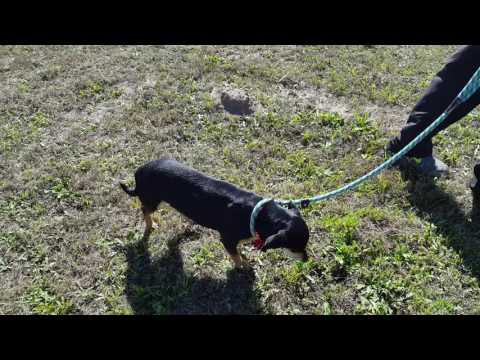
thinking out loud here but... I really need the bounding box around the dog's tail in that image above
[120,182,137,197]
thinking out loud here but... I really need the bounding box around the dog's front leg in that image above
[230,253,244,269]
[221,236,248,269]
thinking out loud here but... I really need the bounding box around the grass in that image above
[2,45,480,314]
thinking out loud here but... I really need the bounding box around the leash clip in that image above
[286,201,296,209]
[300,199,310,208]
[280,200,310,209]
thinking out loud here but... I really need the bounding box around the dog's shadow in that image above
[122,229,264,315]
[398,160,480,278]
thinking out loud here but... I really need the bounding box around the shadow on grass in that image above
[122,229,264,315]
[398,160,480,278]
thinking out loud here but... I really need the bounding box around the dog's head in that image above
[259,202,309,261]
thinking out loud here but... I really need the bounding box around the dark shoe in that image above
[387,137,448,177]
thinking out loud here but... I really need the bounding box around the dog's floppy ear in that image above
[261,229,288,252]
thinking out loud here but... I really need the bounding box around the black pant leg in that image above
[398,45,480,158]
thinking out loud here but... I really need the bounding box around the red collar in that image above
[253,232,265,250]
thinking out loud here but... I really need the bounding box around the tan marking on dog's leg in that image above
[230,253,244,269]
[151,219,159,230]
[142,209,153,240]
[222,239,249,269]
[151,213,161,229]
[228,249,250,269]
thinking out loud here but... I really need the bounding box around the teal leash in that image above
[250,66,480,238]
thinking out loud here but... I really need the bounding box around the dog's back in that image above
[123,158,260,234]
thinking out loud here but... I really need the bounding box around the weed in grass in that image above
[31,112,50,128]
[355,284,394,315]
[281,259,318,286]
[193,244,217,267]
[357,173,393,198]
[203,93,216,112]
[426,299,457,315]
[110,89,123,99]
[285,150,321,181]
[46,178,78,202]
[291,111,344,128]
[0,231,29,252]
[23,283,75,315]
[90,82,104,95]
[78,159,94,173]
[17,80,31,94]
[322,213,361,245]
[203,54,225,72]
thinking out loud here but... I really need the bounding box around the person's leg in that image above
[389,45,480,175]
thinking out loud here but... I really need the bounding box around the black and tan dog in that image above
[120,158,309,268]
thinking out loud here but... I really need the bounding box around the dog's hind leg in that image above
[142,206,154,240]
